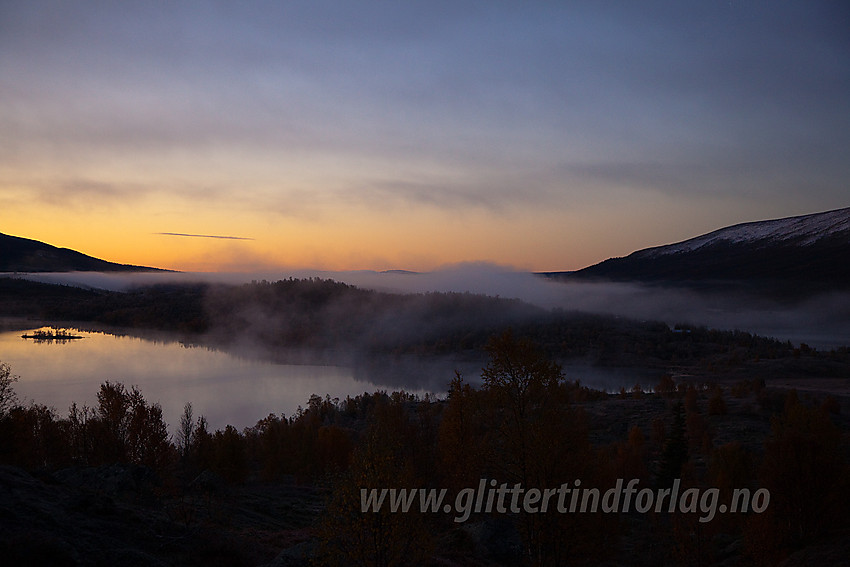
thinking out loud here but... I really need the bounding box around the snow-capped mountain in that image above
[565,207,850,290]
[636,207,850,259]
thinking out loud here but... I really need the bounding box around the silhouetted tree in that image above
[94,381,131,462]
[708,387,727,415]
[747,391,850,563]
[319,394,433,567]
[658,402,688,488]
[126,387,172,469]
[177,402,195,459]
[80,381,174,469]
[209,425,247,483]
[67,402,95,465]
[190,415,215,474]
[480,331,605,565]
[615,425,649,481]
[438,372,486,491]
[708,442,753,534]
[1,403,70,468]
[250,413,291,481]
[480,330,564,486]
[655,374,677,398]
[0,361,18,417]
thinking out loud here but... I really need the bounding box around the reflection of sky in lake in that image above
[0,327,408,432]
[1,326,656,432]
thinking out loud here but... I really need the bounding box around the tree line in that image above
[4,276,840,373]
[1,331,848,566]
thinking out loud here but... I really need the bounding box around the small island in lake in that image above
[20,329,84,341]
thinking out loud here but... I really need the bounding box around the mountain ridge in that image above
[546,207,850,291]
[0,232,167,273]
[635,207,850,258]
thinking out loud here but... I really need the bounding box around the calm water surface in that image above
[0,326,409,432]
[1,325,654,432]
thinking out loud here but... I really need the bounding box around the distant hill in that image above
[0,233,166,272]
[546,207,850,291]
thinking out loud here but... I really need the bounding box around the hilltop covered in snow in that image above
[637,207,850,259]
[555,207,850,294]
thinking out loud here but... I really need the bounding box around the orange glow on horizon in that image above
[3,204,612,273]
[1,179,748,274]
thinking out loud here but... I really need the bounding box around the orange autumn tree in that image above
[479,331,605,565]
[438,371,487,492]
[747,391,850,564]
[81,381,173,470]
[319,393,433,567]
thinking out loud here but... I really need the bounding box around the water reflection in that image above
[0,327,406,432]
[19,328,85,343]
[1,326,655,433]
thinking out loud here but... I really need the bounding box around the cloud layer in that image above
[1,1,848,270]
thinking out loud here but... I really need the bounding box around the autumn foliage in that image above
[1,340,849,566]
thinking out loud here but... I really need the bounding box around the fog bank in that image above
[9,264,850,349]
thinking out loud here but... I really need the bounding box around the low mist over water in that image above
[2,327,379,431]
[14,265,850,349]
[2,324,655,432]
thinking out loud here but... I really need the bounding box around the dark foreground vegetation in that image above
[2,277,850,565]
[2,329,849,566]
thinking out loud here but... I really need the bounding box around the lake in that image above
[0,325,434,433]
[0,325,650,433]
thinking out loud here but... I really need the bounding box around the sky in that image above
[1,1,848,272]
